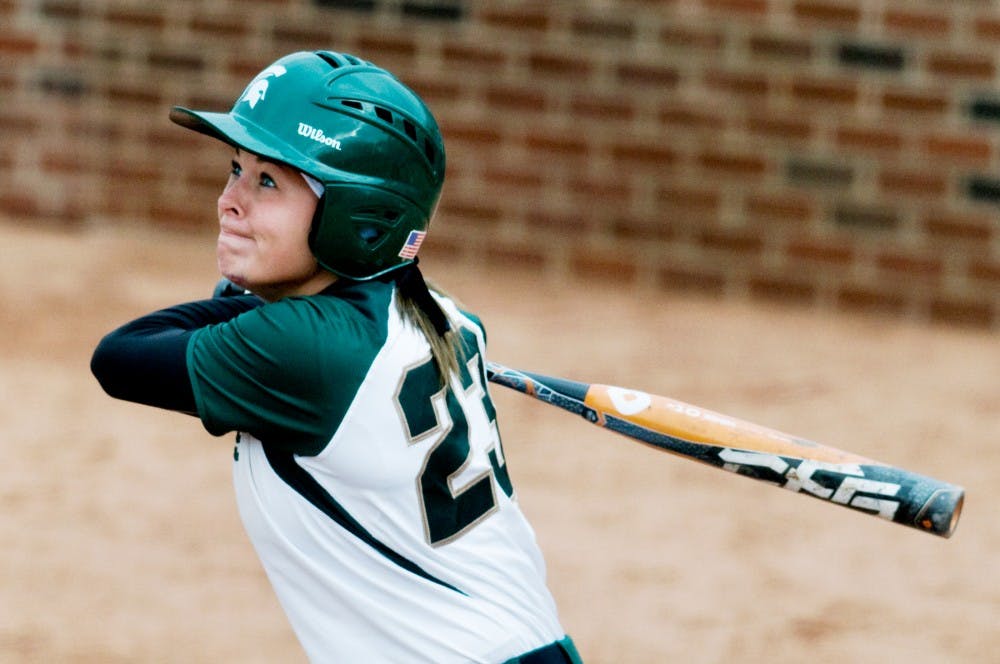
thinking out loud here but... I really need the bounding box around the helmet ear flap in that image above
[309,183,427,280]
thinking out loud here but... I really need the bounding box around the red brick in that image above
[787,238,853,264]
[660,25,726,50]
[748,34,813,61]
[525,131,589,157]
[573,93,635,122]
[615,62,680,88]
[41,152,82,175]
[147,126,213,151]
[0,33,39,55]
[0,194,42,219]
[928,299,993,328]
[881,88,949,115]
[0,111,40,133]
[485,243,548,270]
[273,24,334,46]
[147,50,204,72]
[745,193,815,223]
[698,150,768,178]
[836,286,907,316]
[41,0,87,20]
[969,259,1000,284]
[403,77,462,105]
[610,215,675,242]
[185,172,226,195]
[926,51,996,80]
[440,121,502,146]
[483,167,544,192]
[878,169,948,198]
[105,7,166,30]
[876,251,943,278]
[148,200,214,230]
[419,236,464,262]
[745,114,813,142]
[436,200,503,227]
[698,228,764,254]
[478,7,550,32]
[570,15,635,40]
[103,160,163,183]
[660,104,726,132]
[704,69,770,97]
[609,142,677,167]
[526,210,590,234]
[701,0,769,16]
[442,43,507,69]
[884,9,951,36]
[569,249,639,283]
[568,177,632,204]
[749,276,817,304]
[105,83,163,107]
[973,15,1000,41]
[658,266,726,295]
[356,34,417,58]
[793,0,861,26]
[485,85,548,113]
[835,125,904,154]
[922,133,992,165]
[791,77,859,106]
[189,15,249,38]
[922,210,993,242]
[529,51,594,80]
[657,185,720,214]
[184,92,236,111]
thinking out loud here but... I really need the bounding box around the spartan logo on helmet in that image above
[239,64,287,109]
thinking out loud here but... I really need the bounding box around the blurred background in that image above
[2,0,998,328]
[1,2,998,663]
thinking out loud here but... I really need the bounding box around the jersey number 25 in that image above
[396,327,514,546]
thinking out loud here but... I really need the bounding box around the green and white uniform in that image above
[187,278,565,662]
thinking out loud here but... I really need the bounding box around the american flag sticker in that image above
[398,230,426,259]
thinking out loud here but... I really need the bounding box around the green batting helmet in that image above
[169,51,446,280]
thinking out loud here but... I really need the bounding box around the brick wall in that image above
[2,0,998,328]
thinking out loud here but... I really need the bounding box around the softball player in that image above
[91,51,581,663]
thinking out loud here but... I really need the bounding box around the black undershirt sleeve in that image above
[91,296,264,415]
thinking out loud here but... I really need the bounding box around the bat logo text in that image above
[719,448,902,519]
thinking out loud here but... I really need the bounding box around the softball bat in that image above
[485,362,964,538]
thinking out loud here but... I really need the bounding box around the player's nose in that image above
[217,178,246,220]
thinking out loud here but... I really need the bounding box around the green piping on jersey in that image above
[263,445,466,594]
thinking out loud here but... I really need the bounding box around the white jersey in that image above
[188,278,564,662]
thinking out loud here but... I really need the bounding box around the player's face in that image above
[216,150,334,301]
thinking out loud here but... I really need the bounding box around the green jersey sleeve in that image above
[187,293,387,455]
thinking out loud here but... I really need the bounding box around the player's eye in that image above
[260,172,277,188]
[229,160,242,178]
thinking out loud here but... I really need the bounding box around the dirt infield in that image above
[1,221,997,663]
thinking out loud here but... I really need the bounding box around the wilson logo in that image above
[297,123,342,150]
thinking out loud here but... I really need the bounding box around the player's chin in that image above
[216,258,250,291]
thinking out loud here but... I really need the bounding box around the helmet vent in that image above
[315,51,367,69]
[356,206,401,222]
[358,225,384,245]
[333,98,441,170]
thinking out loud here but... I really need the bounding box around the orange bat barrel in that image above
[486,363,964,538]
